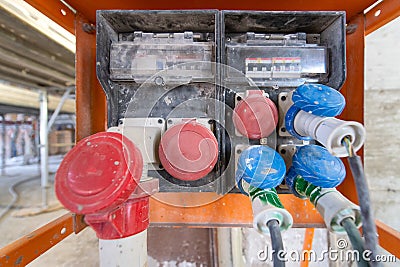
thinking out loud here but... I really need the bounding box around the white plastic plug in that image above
[315,189,362,233]
[294,110,366,157]
[251,197,293,234]
[241,180,293,234]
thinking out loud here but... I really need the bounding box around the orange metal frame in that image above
[365,0,400,35]
[1,0,399,264]
[0,214,75,266]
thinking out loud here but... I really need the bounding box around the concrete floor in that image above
[0,156,99,266]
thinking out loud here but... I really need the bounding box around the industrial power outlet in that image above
[96,10,346,194]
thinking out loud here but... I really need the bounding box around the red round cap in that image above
[55,132,143,214]
[232,91,278,139]
[159,121,218,181]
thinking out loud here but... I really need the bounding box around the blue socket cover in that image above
[292,84,346,117]
[292,145,346,188]
[236,145,286,191]
[285,105,313,141]
[285,167,307,199]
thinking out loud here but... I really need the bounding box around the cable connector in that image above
[293,110,365,157]
[235,146,293,234]
[316,189,362,233]
[285,83,366,157]
[247,182,293,234]
[286,174,361,233]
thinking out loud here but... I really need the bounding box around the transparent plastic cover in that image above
[110,33,214,84]
[226,45,328,87]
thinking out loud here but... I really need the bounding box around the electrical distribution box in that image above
[96,10,346,194]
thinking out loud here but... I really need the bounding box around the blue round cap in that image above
[285,105,312,141]
[285,167,307,199]
[292,84,346,117]
[292,145,346,188]
[236,145,286,190]
[235,175,249,196]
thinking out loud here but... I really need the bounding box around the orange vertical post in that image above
[300,228,315,267]
[75,13,107,141]
[337,13,365,204]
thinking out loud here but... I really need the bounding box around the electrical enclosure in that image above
[96,10,346,193]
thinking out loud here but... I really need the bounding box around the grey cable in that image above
[341,217,368,267]
[0,176,39,221]
[267,219,285,267]
[348,155,381,266]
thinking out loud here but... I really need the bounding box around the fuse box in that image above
[96,10,346,194]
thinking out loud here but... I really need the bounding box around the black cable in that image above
[267,219,285,267]
[341,217,368,267]
[348,155,381,266]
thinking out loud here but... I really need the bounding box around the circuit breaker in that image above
[96,10,346,194]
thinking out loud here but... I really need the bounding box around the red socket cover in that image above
[159,121,218,181]
[55,132,143,214]
[233,90,278,139]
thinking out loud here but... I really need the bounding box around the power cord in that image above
[343,137,381,266]
[267,219,285,267]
